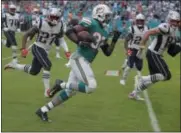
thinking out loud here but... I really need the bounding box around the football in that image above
[77,31,93,42]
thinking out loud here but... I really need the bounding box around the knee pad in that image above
[86,79,97,94]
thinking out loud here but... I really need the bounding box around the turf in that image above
[1,33,180,132]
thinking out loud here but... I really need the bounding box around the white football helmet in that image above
[167,10,180,29]
[32,8,39,15]
[9,4,16,15]
[135,13,145,28]
[47,8,61,25]
[92,4,112,27]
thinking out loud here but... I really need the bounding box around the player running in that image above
[54,8,71,59]
[120,13,149,85]
[2,4,20,63]
[4,8,66,97]
[129,11,181,100]
[35,4,121,122]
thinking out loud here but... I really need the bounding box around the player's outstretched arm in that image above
[124,33,133,54]
[21,26,38,49]
[140,27,161,49]
[101,30,121,56]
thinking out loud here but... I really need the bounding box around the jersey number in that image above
[91,32,105,49]
[37,32,57,44]
[133,36,142,45]
[9,19,18,27]
[165,36,174,47]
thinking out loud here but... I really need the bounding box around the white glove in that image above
[17,29,21,32]
[136,49,144,59]
[3,27,9,32]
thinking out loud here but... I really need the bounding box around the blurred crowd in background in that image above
[2,0,181,37]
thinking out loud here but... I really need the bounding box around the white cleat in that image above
[44,89,51,98]
[4,61,16,70]
[128,92,144,101]
[120,79,126,85]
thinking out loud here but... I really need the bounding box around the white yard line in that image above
[143,90,161,132]
[2,44,33,61]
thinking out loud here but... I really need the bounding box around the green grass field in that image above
[1,33,180,132]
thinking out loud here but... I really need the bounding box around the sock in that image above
[42,70,50,90]
[56,46,60,55]
[135,73,165,93]
[14,64,31,73]
[41,88,76,113]
[137,71,142,78]
[41,101,55,113]
[60,81,88,93]
[122,66,131,80]
[122,58,128,68]
[12,46,17,62]
[59,38,69,52]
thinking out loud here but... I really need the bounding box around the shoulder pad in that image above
[80,17,92,27]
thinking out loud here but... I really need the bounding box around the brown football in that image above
[77,31,93,42]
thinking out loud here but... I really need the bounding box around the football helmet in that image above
[32,8,39,15]
[9,4,16,15]
[92,4,112,27]
[47,8,61,25]
[167,10,180,29]
[135,13,145,28]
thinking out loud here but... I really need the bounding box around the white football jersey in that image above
[3,13,19,31]
[34,18,64,51]
[128,25,149,50]
[148,23,177,55]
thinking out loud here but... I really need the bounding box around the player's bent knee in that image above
[29,70,40,75]
[165,72,171,81]
[44,64,52,71]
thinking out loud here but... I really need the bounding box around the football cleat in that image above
[128,92,144,101]
[4,61,16,70]
[48,79,63,98]
[36,109,51,122]
[44,89,51,98]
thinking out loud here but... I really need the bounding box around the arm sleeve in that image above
[79,17,92,29]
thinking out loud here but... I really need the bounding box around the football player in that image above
[35,4,121,122]
[2,4,20,63]
[54,8,71,59]
[4,8,65,97]
[129,11,180,100]
[120,13,149,85]
[32,8,40,26]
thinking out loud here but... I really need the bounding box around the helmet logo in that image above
[96,7,105,14]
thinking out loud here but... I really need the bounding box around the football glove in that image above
[21,48,29,58]
[112,30,121,43]
[3,27,9,32]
